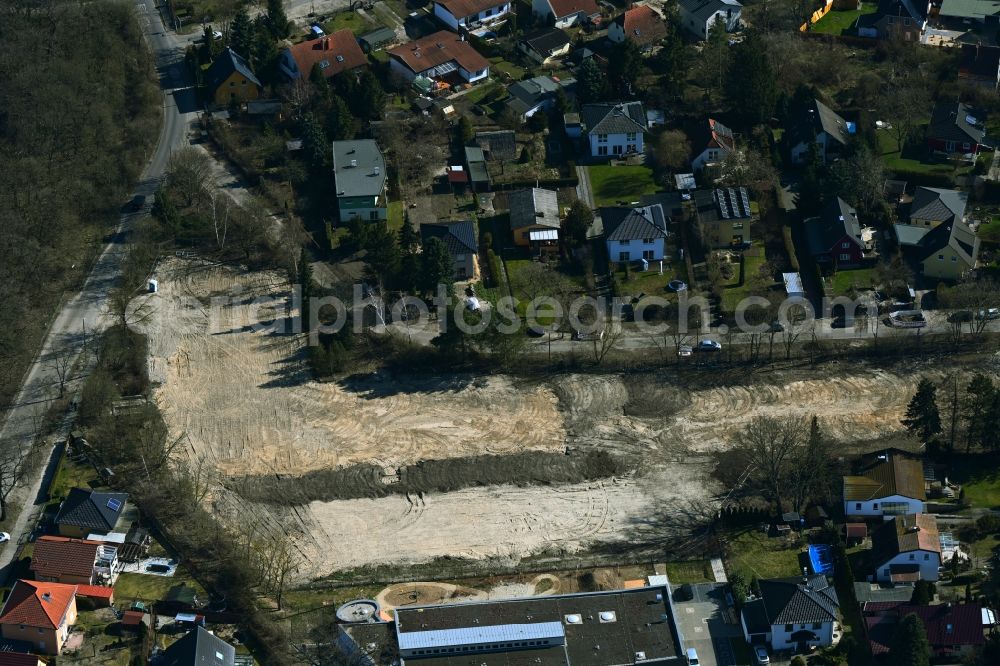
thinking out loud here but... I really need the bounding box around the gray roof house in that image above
[518,28,572,64]
[679,0,743,40]
[159,626,236,666]
[787,98,852,165]
[508,187,560,246]
[927,102,987,155]
[420,221,480,280]
[601,205,668,242]
[741,575,840,653]
[332,140,388,222]
[804,197,867,266]
[464,146,490,191]
[205,47,262,104]
[506,75,573,121]
[893,187,978,280]
[580,102,647,158]
[54,488,129,536]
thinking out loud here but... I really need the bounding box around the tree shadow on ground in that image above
[336,372,479,399]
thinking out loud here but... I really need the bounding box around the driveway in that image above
[672,584,744,666]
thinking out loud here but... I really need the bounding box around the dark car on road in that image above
[674,583,694,601]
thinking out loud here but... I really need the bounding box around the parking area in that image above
[672,583,745,666]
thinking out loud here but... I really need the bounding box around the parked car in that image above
[686,648,700,666]
[677,345,693,357]
[667,279,687,292]
[696,339,722,352]
[976,308,1000,321]
[754,646,770,665]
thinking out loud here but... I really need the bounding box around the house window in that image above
[887,16,894,23]
[598,134,608,143]
[598,146,608,156]
[708,150,718,160]
[855,503,861,510]
[733,222,744,230]
[643,250,655,260]
[842,242,850,249]
[643,238,654,244]
[626,132,637,141]
[909,554,916,560]
[952,256,957,262]
[621,240,631,245]
[839,253,851,261]
[964,142,971,150]
[627,145,637,153]
[903,18,910,25]
[938,254,944,261]
[230,82,235,87]
[873,503,879,509]
[785,624,793,632]
[613,145,624,155]
[924,553,930,560]
[619,251,630,261]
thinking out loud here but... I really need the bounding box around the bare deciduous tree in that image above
[732,415,807,514]
[166,147,213,207]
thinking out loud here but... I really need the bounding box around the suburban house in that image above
[863,601,988,659]
[691,118,737,173]
[508,187,560,248]
[926,102,987,158]
[433,0,512,31]
[279,29,367,81]
[54,488,128,538]
[856,0,930,41]
[581,101,646,157]
[893,187,978,281]
[871,514,942,583]
[804,197,868,268]
[0,580,78,655]
[160,626,237,666]
[740,575,840,652]
[506,75,571,120]
[30,536,119,586]
[332,140,388,222]
[692,187,752,249]
[388,31,490,89]
[518,28,572,64]
[420,221,480,280]
[602,204,669,263]
[843,449,926,518]
[957,42,1000,89]
[532,0,601,28]
[786,99,852,165]
[608,5,667,51]
[205,48,261,106]
[678,0,743,40]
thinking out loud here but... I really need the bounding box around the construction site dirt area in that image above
[142,259,962,581]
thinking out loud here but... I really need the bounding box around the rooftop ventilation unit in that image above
[598,611,617,623]
[564,614,583,624]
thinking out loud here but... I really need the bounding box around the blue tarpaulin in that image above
[809,544,834,575]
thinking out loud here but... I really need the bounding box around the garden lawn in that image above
[588,165,658,206]
[831,267,877,296]
[950,454,1000,509]
[489,57,527,81]
[663,560,714,584]
[810,5,877,35]
[725,528,805,581]
[324,11,371,35]
[877,131,968,181]
[115,572,207,605]
[387,201,404,233]
[721,253,767,312]
[614,264,677,299]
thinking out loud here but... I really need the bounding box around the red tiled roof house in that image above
[279,30,367,81]
[864,602,987,660]
[388,31,490,88]
[30,536,119,586]
[0,581,78,655]
[608,5,667,51]
[532,0,601,28]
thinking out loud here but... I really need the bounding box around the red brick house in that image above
[864,601,989,660]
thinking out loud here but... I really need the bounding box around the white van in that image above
[686,648,699,666]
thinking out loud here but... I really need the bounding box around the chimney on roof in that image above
[41,592,52,602]
[323,37,330,50]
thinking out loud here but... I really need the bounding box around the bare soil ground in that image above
[141,259,949,582]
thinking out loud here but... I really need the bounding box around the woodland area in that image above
[0,0,161,408]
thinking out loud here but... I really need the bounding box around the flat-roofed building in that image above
[393,586,684,665]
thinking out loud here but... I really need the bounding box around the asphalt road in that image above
[0,2,198,576]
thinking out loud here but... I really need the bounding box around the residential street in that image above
[0,2,198,579]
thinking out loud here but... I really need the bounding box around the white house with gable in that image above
[433,0,512,31]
